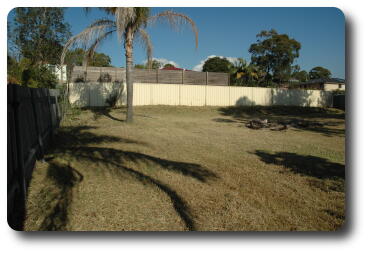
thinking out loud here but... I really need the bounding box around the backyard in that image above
[24,105,345,231]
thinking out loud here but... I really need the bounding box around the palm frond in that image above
[61,22,115,65]
[83,30,116,68]
[88,19,116,28]
[115,7,136,42]
[136,28,153,69]
[149,10,198,48]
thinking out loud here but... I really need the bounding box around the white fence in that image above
[68,82,333,108]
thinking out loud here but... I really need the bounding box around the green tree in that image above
[134,64,146,69]
[13,7,71,65]
[249,29,301,86]
[202,57,233,73]
[62,8,198,123]
[309,66,332,80]
[292,70,309,82]
[163,63,175,68]
[230,58,266,86]
[150,59,162,69]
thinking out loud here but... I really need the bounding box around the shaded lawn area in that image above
[24,106,345,231]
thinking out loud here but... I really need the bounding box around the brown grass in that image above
[24,106,345,231]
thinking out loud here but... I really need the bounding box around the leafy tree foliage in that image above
[13,7,71,65]
[230,58,266,86]
[202,57,232,73]
[292,70,309,82]
[134,64,146,69]
[8,8,69,88]
[134,60,165,69]
[64,48,112,67]
[309,66,332,80]
[150,60,162,69]
[163,63,175,68]
[7,56,57,88]
[249,29,301,85]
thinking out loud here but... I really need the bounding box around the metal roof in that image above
[301,78,345,85]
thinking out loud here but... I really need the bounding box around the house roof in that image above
[160,66,193,71]
[301,78,345,85]
[161,66,183,71]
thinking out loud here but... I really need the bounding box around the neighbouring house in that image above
[299,78,345,91]
[46,64,67,83]
[161,66,184,71]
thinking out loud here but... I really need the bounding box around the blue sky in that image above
[9,7,345,78]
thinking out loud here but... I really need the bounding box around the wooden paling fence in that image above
[71,66,230,86]
[7,84,61,230]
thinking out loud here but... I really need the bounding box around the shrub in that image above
[98,73,112,82]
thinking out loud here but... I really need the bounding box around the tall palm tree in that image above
[61,7,198,122]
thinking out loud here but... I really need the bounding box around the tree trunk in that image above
[125,27,134,123]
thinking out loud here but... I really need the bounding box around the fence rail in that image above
[68,82,333,108]
[71,66,230,86]
[7,84,61,230]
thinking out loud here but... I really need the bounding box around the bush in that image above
[105,91,120,107]
[98,73,112,82]
[21,65,58,88]
[7,56,58,88]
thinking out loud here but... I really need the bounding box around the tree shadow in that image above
[217,105,345,137]
[40,125,217,230]
[89,107,125,122]
[38,162,83,231]
[251,150,345,192]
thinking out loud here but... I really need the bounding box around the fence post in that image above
[100,67,102,83]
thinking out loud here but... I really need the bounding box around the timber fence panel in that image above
[183,71,206,85]
[7,84,61,230]
[72,66,230,85]
[158,70,183,84]
[207,72,229,86]
[134,69,156,83]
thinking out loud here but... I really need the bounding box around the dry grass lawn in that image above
[24,105,345,231]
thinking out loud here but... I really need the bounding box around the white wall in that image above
[324,83,345,91]
[68,82,333,108]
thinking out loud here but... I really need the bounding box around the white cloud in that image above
[142,58,179,68]
[192,55,238,71]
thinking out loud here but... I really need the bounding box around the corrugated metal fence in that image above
[71,66,230,86]
[69,82,333,108]
[7,84,61,230]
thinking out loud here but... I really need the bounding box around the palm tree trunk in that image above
[125,27,134,123]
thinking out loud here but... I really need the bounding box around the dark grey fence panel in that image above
[72,66,229,85]
[7,84,61,230]
[333,94,345,110]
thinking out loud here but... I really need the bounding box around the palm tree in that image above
[61,7,198,122]
[230,58,266,86]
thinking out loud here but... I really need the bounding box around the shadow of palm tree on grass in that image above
[39,125,216,231]
[38,162,83,231]
[90,107,125,122]
[252,150,345,192]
